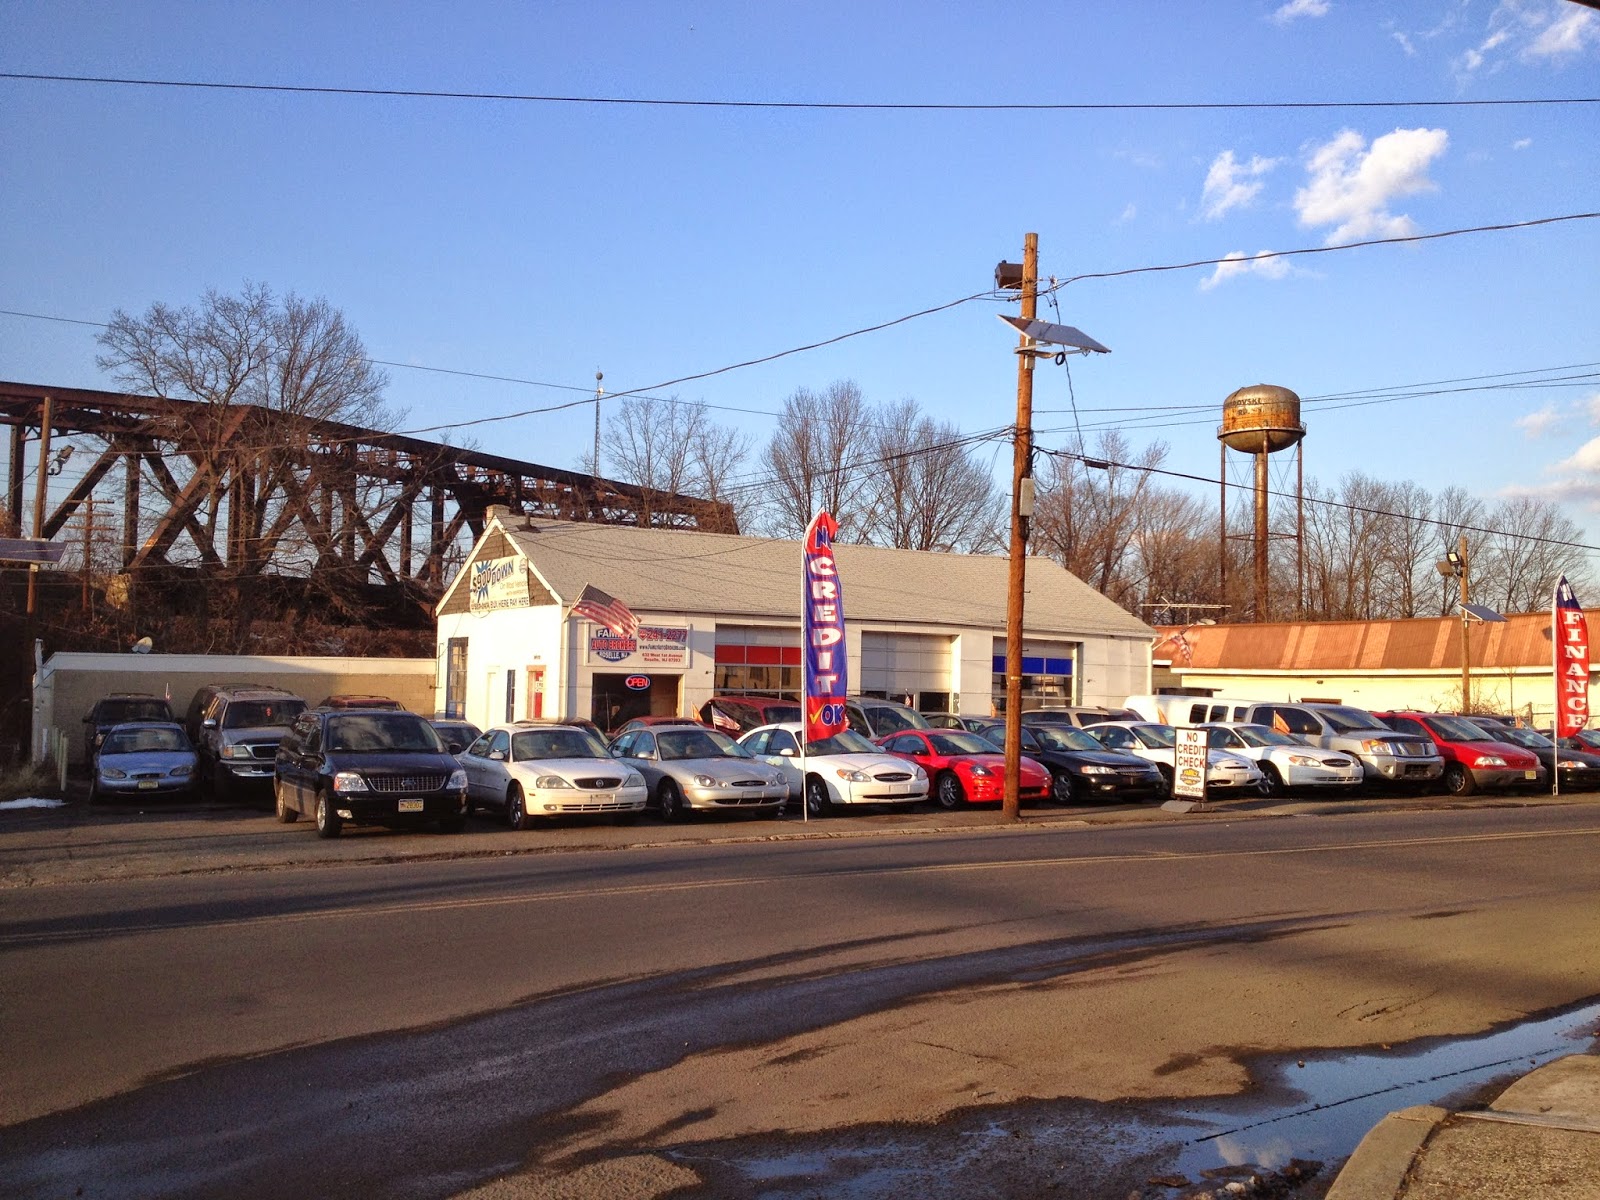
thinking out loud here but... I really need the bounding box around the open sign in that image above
[624,675,650,691]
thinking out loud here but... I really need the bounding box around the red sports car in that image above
[876,728,1051,808]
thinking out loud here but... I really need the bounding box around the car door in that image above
[756,729,802,794]
[280,715,319,808]
[626,731,663,793]
[460,731,497,804]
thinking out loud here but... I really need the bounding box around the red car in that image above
[876,728,1052,808]
[1372,711,1545,795]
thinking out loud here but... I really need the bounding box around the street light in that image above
[996,236,1109,820]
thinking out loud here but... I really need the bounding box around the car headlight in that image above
[221,744,256,760]
[101,767,127,780]
[768,773,787,786]
[1080,764,1115,775]
[692,774,718,787]
[913,765,927,780]
[1285,754,1320,766]
[534,775,573,789]
[1360,740,1397,754]
[968,765,993,778]
[448,768,468,790]
[624,771,645,788]
[836,768,871,782]
[170,764,193,777]
[1471,755,1507,768]
[332,771,369,792]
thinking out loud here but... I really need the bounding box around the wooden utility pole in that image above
[1459,533,1473,713]
[1002,234,1039,822]
[26,394,53,617]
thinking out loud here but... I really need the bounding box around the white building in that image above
[434,512,1154,732]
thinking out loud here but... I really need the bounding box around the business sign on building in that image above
[585,623,690,668]
[468,555,531,612]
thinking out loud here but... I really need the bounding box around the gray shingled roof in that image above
[487,520,1151,639]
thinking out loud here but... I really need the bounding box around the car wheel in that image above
[658,780,686,822]
[1260,763,1284,797]
[1050,770,1074,805]
[1443,763,1475,796]
[314,791,342,839]
[935,771,965,810]
[506,783,529,830]
[274,779,298,823]
[804,774,833,818]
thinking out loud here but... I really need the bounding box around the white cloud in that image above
[1271,0,1330,25]
[1293,127,1449,244]
[1512,137,1532,150]
[1516,404,1561,437]
[1200,250,1293,291]
[1199,150,1281,221]
[1114,202,1137,225]
[1584,391,1600,425]
[1457,2,1598,76]
[1556,436,1600,474]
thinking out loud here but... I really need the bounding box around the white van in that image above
[1123,695,1257,726]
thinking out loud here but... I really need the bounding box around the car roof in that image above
[102,720,186,732]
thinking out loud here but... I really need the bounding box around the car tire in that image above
[658,780,686,822]
[1260,763,1284,797]
[935,771,965,810]
[314,791,342,839]
[1050,771,1074,805]
[804,774,833,818]
[506,783,529,831]
[1443,763,1475,796]
[274,780,298,823]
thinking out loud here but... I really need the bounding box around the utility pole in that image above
[1002,234,1039,822]
[26,394,53,617]
[1459,533,1473,713]
[592,370,604,477]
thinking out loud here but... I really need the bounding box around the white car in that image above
[1086,721,1265,795]
[1197,723,1363,797]
[737,722,929,817]
[460,721,647,829]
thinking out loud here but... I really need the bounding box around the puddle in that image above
[678,1002,1600,1198]
[1164,999,1600,1181]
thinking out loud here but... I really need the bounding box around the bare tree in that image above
[95,283,394,647]
[866,399,1003,552]
[1032,431,1165,607]
[599,395,752,530]
[1480,496,1589,613]
[756,381,877,539]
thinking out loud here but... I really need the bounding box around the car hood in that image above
[507,756,628,779]
[793,752,921,775]
[322,750,462,774]
[98,750,196,773]
[1039,747,1156,770]
[656,756,781,781]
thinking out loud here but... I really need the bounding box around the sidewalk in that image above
[1327,1054,1600,1200]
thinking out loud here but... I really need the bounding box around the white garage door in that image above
[858,632,954,712]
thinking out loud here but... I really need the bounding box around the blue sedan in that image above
[91,721,198,801]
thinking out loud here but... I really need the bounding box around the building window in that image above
[445,638,469,718]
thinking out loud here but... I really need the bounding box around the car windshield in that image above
[1230,725,1304,748]
[658,729,747,760]
[927,732,997,756]
[1497,726,1551,749]
[1430,714,1498,741]
[1318,706,1387,733]
[98,699,170,723]
[326,713,443,753]
[511,728,609,760]
[103,727,188,754]
[805,730,880,755]
[860,703,930,734]
[1031,726,1104,753]
[223,699,306,729]
[1132,725,1178,748]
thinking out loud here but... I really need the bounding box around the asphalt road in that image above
[4,799,1600,1198]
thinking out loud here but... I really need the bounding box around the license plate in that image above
[1525,770,1537,780]
[397,799,424,813]
[743,789,767,799]
[592,793,614,804]
[137,780,158,790]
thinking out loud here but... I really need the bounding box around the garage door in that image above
[859,632,954,712]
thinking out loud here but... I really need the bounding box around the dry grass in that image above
[0,761,63,803]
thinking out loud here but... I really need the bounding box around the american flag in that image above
[571,584,639,639]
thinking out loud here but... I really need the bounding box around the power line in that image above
[3,72,1596,112]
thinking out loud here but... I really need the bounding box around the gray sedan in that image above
[609,725,789,820]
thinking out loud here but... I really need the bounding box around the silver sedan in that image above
[609,725,789,820]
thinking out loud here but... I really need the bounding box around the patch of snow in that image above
[0,797,66,810]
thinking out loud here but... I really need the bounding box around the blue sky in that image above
[2,1,1597,539]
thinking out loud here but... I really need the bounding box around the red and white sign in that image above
[1554,575,1590,738]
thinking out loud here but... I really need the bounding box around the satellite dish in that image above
[131,636,153,654]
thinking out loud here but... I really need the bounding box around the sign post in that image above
[1166,726,1209,813]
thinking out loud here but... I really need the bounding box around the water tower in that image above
[1218,384,1305,620]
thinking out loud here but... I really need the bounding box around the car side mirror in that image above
[489,749,507,762]
[203,717,217,729]
[778,747,795,757]
[447,741,464,754]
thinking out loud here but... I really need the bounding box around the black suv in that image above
[83,693,174,762]
[274,707,468,838]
